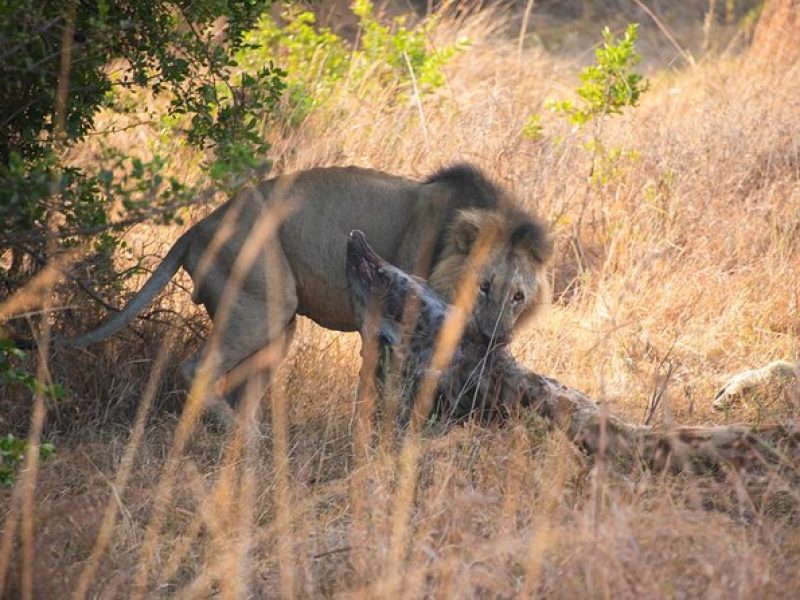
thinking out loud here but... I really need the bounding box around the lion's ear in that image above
[511,221,553,264]
[450,210,487,254]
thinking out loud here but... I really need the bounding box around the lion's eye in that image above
[513,291,525,303]
[479,280,490,294]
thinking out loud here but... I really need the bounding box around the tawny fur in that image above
[429,209,552,343]
[66,164,551,423]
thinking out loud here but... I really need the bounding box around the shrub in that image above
[241,0,469,124]
[1,0,284,293]
[545,24,649,128]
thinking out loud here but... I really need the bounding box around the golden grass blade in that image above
[130,195,296,597]
[72,334,174,600]
[380,225,497,596]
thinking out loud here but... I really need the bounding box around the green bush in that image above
[0,338,64,401]
[545,24,649,128]
[0,433,54,486]
[1,1,292,455]
[1,0,284,292]
[1,338,58,485]
[525,24,649,195]
[241,0,469,124]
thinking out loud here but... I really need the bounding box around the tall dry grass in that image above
[2,4,800,598]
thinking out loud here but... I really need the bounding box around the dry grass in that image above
[2,4,800,598]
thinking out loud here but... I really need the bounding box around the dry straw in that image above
[3,2,800,597]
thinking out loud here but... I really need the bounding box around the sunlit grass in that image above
[2,3,800,598]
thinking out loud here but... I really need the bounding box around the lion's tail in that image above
[66,230,194,348]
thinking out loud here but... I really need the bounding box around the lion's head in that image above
[428,208,553,346]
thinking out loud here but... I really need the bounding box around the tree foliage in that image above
[241,0,467,124]
[0,0,284,285]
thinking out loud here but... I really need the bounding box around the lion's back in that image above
[183,163,546,334]
[271,167,424,330]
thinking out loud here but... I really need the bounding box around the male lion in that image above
[346,228,534,424]
[69,164,552,421]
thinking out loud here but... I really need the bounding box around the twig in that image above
[517,0,536,69]
[643,336,679,425]
[644,360,675,426]
[10,241,121,313]
[402,50,430,152]
[313,546,353,560]
[140,309,206,343]
[631,0,696,67]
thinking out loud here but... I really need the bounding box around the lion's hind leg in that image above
[181,243,299,428]
[179,312,297,428]
[179,351,236,428]
[220,317,297,412]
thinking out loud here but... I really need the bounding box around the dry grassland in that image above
[2,5,800,598]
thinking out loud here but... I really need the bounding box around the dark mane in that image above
[425,163,543,267]
[424,163,505,211]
